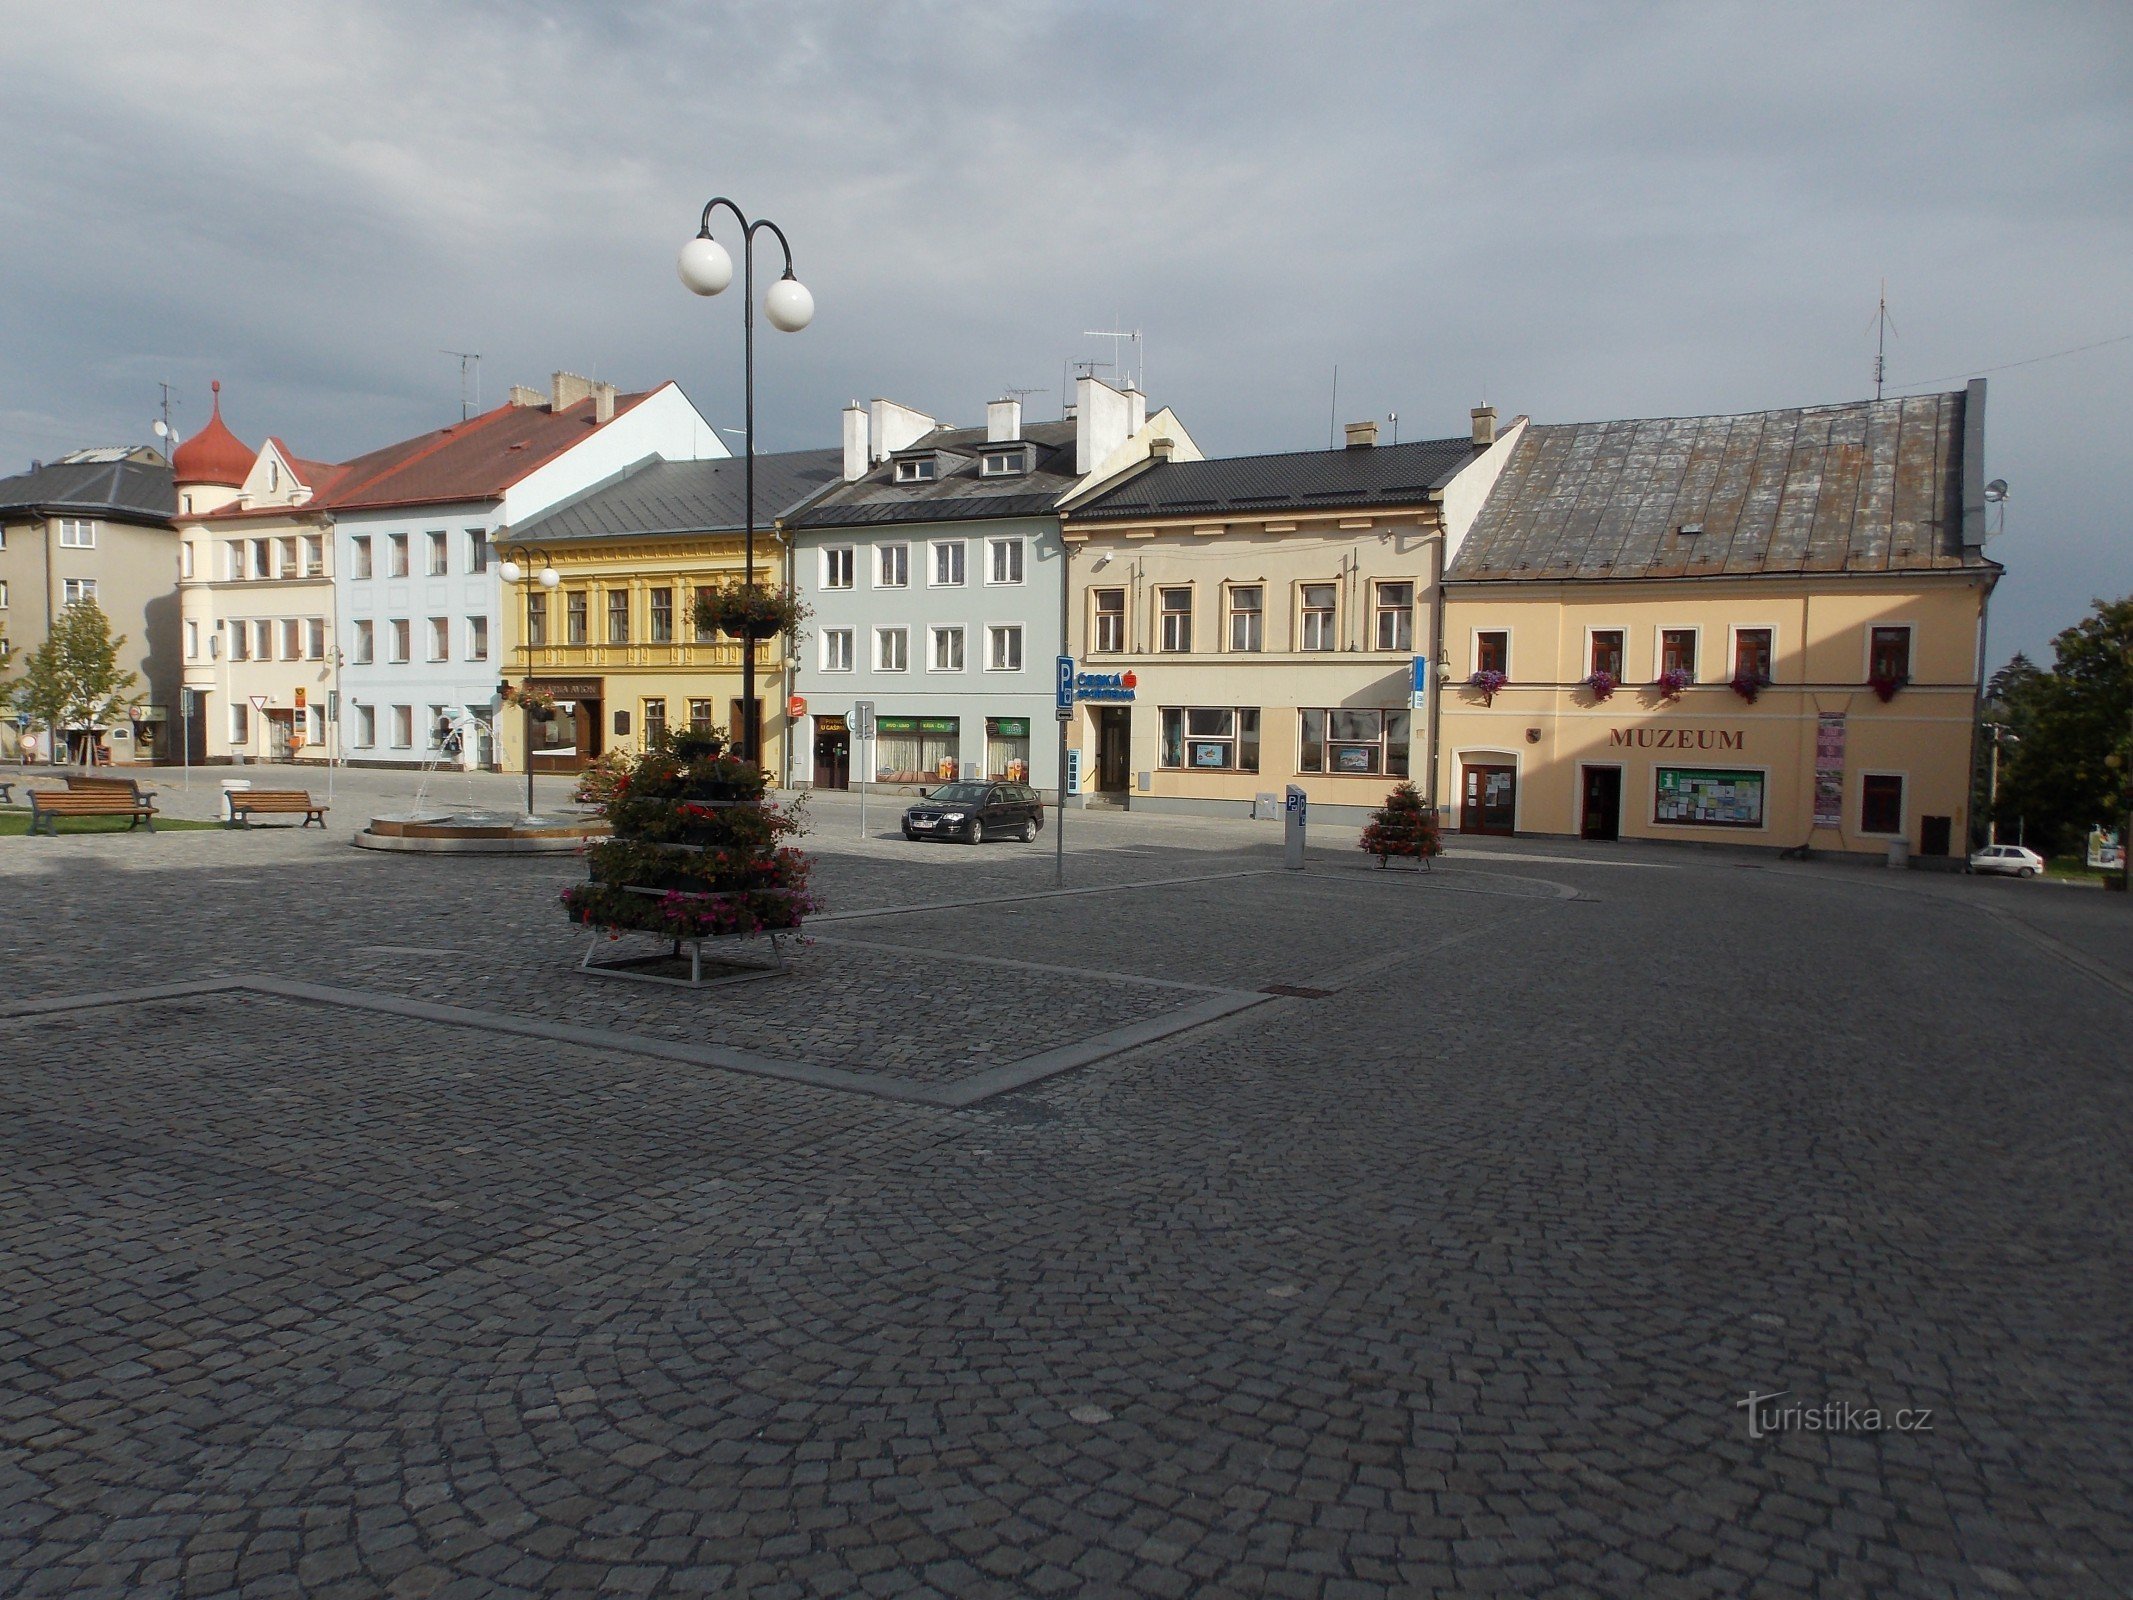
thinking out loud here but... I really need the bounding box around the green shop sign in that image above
[876,716,961,735]
[988,718,1030,737]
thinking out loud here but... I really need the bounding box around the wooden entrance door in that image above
[813,723,850,790]
[1096,707,1131,793]
[1461,762,1517,835]
[1581,766,1621,840]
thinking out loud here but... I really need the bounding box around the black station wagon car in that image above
[901,781,1046,844]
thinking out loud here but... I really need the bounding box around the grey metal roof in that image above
[511,449,845,542]
[0,455,176,524]
[1447,391,1995,582]
[1067,435,1480,522]
[787,420,1083,529]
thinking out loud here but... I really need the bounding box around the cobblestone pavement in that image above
[1,799,2130,1597]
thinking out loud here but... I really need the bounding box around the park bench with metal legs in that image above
[60,773,156,803]
[228,790,330,828]
[27,788,158,835]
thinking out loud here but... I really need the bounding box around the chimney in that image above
[1148,436,1176,462]
[508,384,545,408]
[1344,420,1379,449]
[868,398,936,462]
[1124,385,1147,435]
[1471,404,1498,447]
[1074,375,1133,475]
[551,371,596,412]
[842,402,868,482]
[986,398,1022,443]
[593,382,617,425]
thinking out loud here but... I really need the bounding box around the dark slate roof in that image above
[1067,435,1481,521]
[786,420,1082,529]
[1447,391,1993,582]
[512,449,845,542]
[0,455,177,524]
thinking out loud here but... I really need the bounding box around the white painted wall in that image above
[1438,415,1528,561]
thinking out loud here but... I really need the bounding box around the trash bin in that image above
[1886,837,1910,869]
[221,778,252,822]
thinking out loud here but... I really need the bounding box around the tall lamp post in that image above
[497,555,560,817]
[1983,722,2019,846]
[677,197,814,767]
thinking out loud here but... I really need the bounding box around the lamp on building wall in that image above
[678,195,814,766]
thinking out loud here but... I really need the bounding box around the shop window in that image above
[1861,773,1905,835]
[931,541,966,586]
[1590,629,1625,679]
[389,533,409,577]
[607,590,630,644]
[643,698,667,747]
[987,624,1023,672]
[1159,706,1260,772]
[1734,628,1773,681]
[1374,582,1414,651]
[931,626,964,672]
[1093,588,1125,653]
[427,531,448,576]
[1869,626,1911,683]
[1661,629,1697,677]
[874,716,960,783]
[823,547,855,589]
[877,543,909,587]
[1227,586,1263,652]
[987,538,1024,584]
[351,536,373,579]
[1300,584,1336,651]
[566,591,589,645]
[876,626,908,672]
[1159,587,1193,652]
[986,716,1031,781]
[1655,767,1765,828]
[823,629,854,671]
[1475,630,1508,676]
[525,595,547,648]
[649,587,673,643]
[1297,708,1409,777]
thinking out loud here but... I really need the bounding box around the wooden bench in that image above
[0,779,13,804]
[27,788,158,835]
[228,790,330,828]
[61,773,155,802]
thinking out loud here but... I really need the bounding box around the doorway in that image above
[1460,761,1517,836]
[1580,765,1622,841]
[265,709,296,761]
[813,718,850,790]
[1095,707,1131,794]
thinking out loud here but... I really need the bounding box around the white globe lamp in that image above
[539,565,561,589]
[764,273,814,332]
[497,559,522,583]
[677,234,734,296]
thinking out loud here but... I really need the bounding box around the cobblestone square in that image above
[1,790,2129,1597]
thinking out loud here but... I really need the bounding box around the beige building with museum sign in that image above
[1434,384,2000,860]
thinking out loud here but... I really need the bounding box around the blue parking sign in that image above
[1056,654,1075,718]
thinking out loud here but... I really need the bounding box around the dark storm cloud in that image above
[2,1,2126,658]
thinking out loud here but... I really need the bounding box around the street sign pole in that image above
[854,700,875,838]
[1055,655,1075,888]
[1285,784,1308,870]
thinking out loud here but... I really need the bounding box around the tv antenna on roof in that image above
[442,349,482,421]
[1869,282,1896,401]
[152,380,181,455]
[1083,322,1143,392]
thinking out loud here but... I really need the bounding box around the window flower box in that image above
[1467,669,1509,706]
[1729,672,1768,704]
[1868,672,1908,703]
[1655,666,1694,701]
[1580,670,1618,704]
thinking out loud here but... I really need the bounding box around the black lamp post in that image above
[678,197,814,767]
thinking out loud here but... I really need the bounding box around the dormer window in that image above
[894,454,938,484]
[980,448,1028,478]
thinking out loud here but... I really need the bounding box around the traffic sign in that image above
[249,694,268,711]
[1055,654,1075,716]
[853,700,875,738]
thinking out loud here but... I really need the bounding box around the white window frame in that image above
[930,625,965,673]
[1298,583,1338,653]
[391,705,413,748]
[1226,585,1264,653]
[1092,588,1126,654]
[1296,706,1412,778]
[184,619,198,658]
[466,615,489,661]
[281,618,303,661]
[355,704,376,748]
[930,541,967,587]
[895,456,938,484]
[428,617,450,661]
[306,618,326,660]
[875,626,909,672]
[253,619,274,660]
[389,618,410,663]
[1728,623,1780,683]
[986,623,1024,673]
[979,448,1027,477]
[986,537,1025,585]
[1373,581,1415,652]
[1470,627,1511,678]
[351,535,373,580]
[876,543,909,588]
[1863,621,1917,683]
[388,532,409,578]
[181,542,196,579]
[466,530,489,574]
[62,576,98,606]
[821,628,854,672]
[1655,624,1702,681]
[426,530,448,577]
[1583,624,1630,681]
[353,619,375,665]
[303,534,325,577]
[1158,586,1193,653]
[822,546,856,589]
[58,518,96,549]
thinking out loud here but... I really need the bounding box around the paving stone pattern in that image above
[0,819,2129,1597]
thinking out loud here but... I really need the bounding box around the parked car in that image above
[1968,843,2045,877]
[902,781,1045,844]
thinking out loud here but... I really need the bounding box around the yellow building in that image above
[1059,412,1524,816]
[1435,384,2000,860]
[494,449,842,774]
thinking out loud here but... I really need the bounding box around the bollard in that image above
[1284,785,1307,870]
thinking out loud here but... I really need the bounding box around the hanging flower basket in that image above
[1868,672,1907,703]
[1655,667,1694,701]
[692,582,809,642]
[504,682,557,716]
[1729,672,1768,704]
[1467,669,1509,706]
[1581,670,1619,704]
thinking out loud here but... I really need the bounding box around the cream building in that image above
[1435,384,1999,860]
[1058,410,1523,818]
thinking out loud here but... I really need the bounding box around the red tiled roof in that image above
[320,389,656,510]
[172,380,253,487]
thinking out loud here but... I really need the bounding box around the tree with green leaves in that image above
[9,599,140,767]
[1987,595,2133,871]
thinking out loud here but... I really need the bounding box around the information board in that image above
[1654,766,1766,828]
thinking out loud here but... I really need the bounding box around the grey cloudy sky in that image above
[4,1,2126,662]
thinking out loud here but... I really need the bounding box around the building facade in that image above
[1059,411,1524,819]
[786,382,1196,796]
[499,449,843,774]
[0,446,180,764]
[1435,385,1999,859]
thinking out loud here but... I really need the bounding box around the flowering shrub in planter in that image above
[503,681,557,715]
[1729,672,1768,704]
[691,581,809,643]
[1467,669,1509,705]
[1868,672,1908,703]
[572,748,638,806]
[1359,781,1443,866]
[1655,667,1694,701]
[1581,670,1619,703]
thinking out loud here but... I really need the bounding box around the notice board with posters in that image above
[1654,767,1766,828]
[1814,712,1846,829]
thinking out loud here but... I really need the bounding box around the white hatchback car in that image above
[1968,844,2046,877]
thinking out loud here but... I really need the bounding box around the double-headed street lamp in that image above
[497,556,559,817]
[678,197,814,766]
